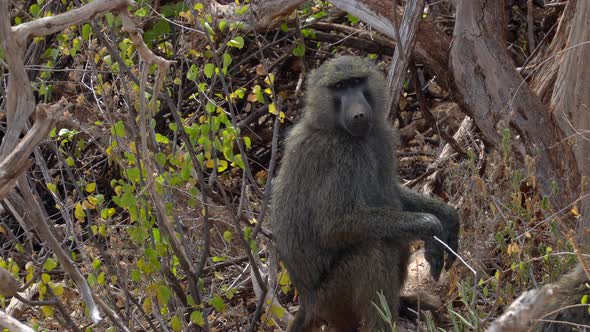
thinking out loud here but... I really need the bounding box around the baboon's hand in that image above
[425,208,460,280]
[425,239,444,281]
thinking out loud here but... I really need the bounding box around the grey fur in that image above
[271,56,460,331]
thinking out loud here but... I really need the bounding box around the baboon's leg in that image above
[288,302,315,332]
[359,255,402,332]
[313,244,402,332]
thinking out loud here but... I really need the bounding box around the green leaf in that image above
[74,202,86,220]
[105,12,115,27]
[227,36,244,49]
[85,182,96,193]
[82,24,91,41]
[127,167,140,183]
[131,270,140,282]
[217,159,228,172]
[203,22,215,37]
[52,283,64,296]
[171,315,182,332]
[87,273,96,287]
[235,4,249,15]
[279,270,291,294]
[43,258,58,271]
[97,272,106,286]
[47,182,57,193]
[223,231,233,243]
[301,28,314,38]
[71,38,81,56]
[94,194,105,205]
[155,152,167,167]
[92,259,101,270]
[218,19,227,32]
[98,225,107,237]
[206,101,216,113]
[212,256,225,263]
[187,64,199,81]
[29,4,41,16]
[268,102,277,115]
[222,53,232,75]
[292,44,305,57]
[347,13,360,24]
[135,7,148,17]
[204,63,215,79]
[155,133,169,144]
[42,305,54,318]
[209,295,226,313]
[113,121,126,138]
[243,136,251,149]
[152,20,170,34]
[157,284,172,306]
[41,273,51,284]
[269,303,285,319]
[190,311,205,327]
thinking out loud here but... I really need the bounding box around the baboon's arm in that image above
[319,208,442,250]
[397,185,460,279]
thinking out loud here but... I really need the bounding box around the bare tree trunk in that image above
[549,0,590,246]
[449,0,580,205]
[529,0,577,103]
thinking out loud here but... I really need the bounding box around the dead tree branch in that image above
[0,310,34,332]
[386,0,425,118]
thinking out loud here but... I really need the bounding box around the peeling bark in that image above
[549,0,590,245]
[529,0,577,103]
[449,0,579,204]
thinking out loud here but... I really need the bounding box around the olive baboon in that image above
[271,56,460,331]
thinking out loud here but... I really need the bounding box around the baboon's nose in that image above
[353,112,365,120]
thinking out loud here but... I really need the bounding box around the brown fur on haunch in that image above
[271,56,460,331]
[534,263,590,332]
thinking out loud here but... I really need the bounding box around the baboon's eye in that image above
[351,78,361,85]
[334,82,344,89]
[363,89,373,106]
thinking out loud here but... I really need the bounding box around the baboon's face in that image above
[303,56,386,137]
[328,76,375,137]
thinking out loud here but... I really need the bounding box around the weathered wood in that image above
[549,0,590,245]
[386,0,426,118]
[529,0,577,103]
[0,102,67,200]
[486,286,555,332]
[449,0,579,204]
[0,310,34,332]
